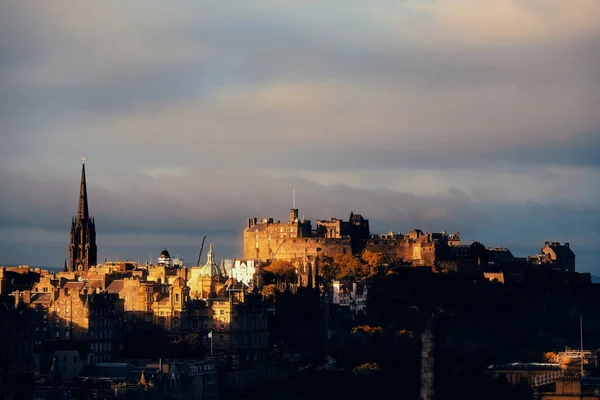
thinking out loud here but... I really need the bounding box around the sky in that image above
[0,1,598,272]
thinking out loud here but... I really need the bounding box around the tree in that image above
[351,325,383,335]
[353,362,381,376]
[333,253,366,280]
[264,260,297,290]
[262,284,279,301]
[183,333,202,355]
[361,249,383,278]
[317,255,335,282]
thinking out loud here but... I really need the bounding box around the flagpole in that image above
[211,331,213,356]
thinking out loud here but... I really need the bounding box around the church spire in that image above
[77,160,89,221]
[69,159,97,273]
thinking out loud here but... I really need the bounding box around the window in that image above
[175,294,179,302]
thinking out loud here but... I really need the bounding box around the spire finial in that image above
[77,160,89,220]
[82,157,86,164]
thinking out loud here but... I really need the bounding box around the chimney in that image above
[565,242,570,248]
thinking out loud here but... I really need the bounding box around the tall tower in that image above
[68,160,97,272]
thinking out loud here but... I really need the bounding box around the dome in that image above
[159,248,171,259]
[199,244,222,277]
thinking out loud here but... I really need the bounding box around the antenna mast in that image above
[293,185,296,209]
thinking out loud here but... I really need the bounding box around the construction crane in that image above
[196,235,207,267]
[270,239,286,261]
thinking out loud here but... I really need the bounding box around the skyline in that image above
[1,1,599,272]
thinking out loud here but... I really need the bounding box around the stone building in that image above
[188,244,226,299]
[243,208,369,262]
[204,292,269,369]
[68,161,97,273]
[50,282,124,362]
[243,206,473,269]
[542,242,575,271]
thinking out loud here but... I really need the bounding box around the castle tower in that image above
[289,185,298,222]
[68,161,97,272]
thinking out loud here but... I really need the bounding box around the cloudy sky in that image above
[1,1,598,272]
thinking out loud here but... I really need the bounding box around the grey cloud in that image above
[1,166,598,272]
[0,1,598,271]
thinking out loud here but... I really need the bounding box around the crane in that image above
[270,239,286,261]
[196,235,207,267]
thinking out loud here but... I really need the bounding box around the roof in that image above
[159,248,171,259]
[30,292,53,304]
[548,243,575,257]
[171,277,187,288]
[199,244,222,277]
[488,362,560,371]
[85,278,104,289]
[63,281,85,291]
[349,212,366,223]
[106,280,124,294]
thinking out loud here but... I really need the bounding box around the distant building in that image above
[331,280,368,316]
[243,208,369,262]
[68,162,97,273]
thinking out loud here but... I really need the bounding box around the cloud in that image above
[0,0,599,271]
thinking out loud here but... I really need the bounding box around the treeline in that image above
[253,253,600,399]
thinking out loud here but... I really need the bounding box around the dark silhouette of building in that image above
[68,161,97,272]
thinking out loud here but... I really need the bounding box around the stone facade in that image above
[243,209,368,262]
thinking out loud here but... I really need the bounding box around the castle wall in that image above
[244,211,369,262]
[244,230,351,262]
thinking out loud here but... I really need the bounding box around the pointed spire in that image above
[63,259,68,273]
[207,243,214,264]
[139,370,147,386]
[77,160,89,221]
[48,356,63,386]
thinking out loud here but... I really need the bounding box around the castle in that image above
[244,206,576,273]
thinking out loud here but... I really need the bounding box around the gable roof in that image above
[106,280,124,294]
